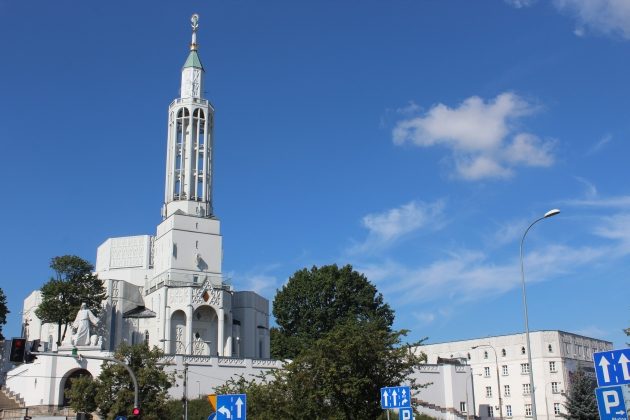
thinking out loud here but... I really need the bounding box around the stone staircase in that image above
[0,386,22,410]
[414,398,475,420]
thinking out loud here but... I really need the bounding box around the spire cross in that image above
[190,13,199,51]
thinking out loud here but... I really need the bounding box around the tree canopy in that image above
[271,264,395,359]
[0,287,8,340]
[67,343,173,420]
[221,264,425,418]
[35,255,106,345]
[561,369,598,420]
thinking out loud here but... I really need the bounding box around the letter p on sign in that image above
[399,407,413,420]
[603,390,620,414]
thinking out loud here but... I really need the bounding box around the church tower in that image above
[163,13,214,219]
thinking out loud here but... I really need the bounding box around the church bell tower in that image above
[163,13,214,219]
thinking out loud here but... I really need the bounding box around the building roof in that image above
[123,306,157,319]
[183,50,204,70]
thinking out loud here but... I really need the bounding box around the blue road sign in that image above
[594,349,630,387]
[380,386,411,409]
[208,413,216,420]
[399,407,414,420]
[115,417,127,420]
[596,386,629,420]
[216,394,247,420]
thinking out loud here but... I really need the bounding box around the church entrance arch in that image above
[170,310,187,354]
[192,305,217,355]
[60,368,92,407]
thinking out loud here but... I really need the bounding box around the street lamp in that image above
[520,208,560,420]
[160,338,211,420]
[466,371,483,420]
[472,345,503,419]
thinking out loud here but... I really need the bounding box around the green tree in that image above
[219,320,425,419]
[271,264,395,359]
[561,369,598,420]
[67,343,173,420]
[35,255,106,345]
[0,287,8,340]
[65,375,98,419]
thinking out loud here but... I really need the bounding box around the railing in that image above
[145,271,230,294]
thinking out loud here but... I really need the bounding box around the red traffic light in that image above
[132,407,140,416]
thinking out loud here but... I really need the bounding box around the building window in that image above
[525,404,532,417]
[548,344,553,353]
[488,406,494,417]
[549,361,556,372]
[502,348,507,357]
[486,386,492,397]
[523,383,531,395]
[460,402,467,413]
[506,405,512,417]
[554,403,561,415]
[484,367,491,377]
[504,385,511,397]
[565,343,571,354]
[521,346,526,355]
[144,330,149,344]
[484,350,489,359]
[502,365,509,376]
[468,352,471,360]
[551,382,559,393]
[521,363,530,374]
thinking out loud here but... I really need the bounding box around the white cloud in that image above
[587,133,613,154]
[350,200,445,253]
[392,93,555,180]
[505,0,538,8]
[574,176,599,199]
[563,194,630,209]
[553,0,630,39]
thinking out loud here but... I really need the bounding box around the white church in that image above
[4,14,281,409]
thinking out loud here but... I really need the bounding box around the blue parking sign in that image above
[596,386,629,420]
[399,407,414,420]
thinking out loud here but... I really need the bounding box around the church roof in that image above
[183,50,204,70]
[123,306,157,319]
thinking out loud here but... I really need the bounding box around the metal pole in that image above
[472,345,503,419]
[183,362,189,420]
[520,209,559,420]
[34,351,139,410]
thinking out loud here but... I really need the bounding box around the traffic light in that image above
[25,339,40,363]
[132,407,141,416]
[9,338,26,363]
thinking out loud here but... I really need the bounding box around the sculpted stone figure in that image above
[72,303,99,346]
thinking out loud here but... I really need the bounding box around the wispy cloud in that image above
[562,194,630,209]
[231,264,283,297]
[392,93,555,180]
[349,200,446,254]
[504,0,538,8]
[574,176,598,199]
[587,134,613,155]
[553,0,630,39]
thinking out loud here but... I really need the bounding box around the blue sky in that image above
[1,0,629,348]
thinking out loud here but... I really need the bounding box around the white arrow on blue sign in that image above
[380,386,411,409]
[216,394,247,420]
[595,385,629,420]
[594,349,630,387]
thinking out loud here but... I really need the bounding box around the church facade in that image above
[5,14,279,408]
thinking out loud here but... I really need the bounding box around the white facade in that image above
[417,330,612,420]
[411,362,473,420]
[3,14,279,409]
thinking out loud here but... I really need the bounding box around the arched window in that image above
[467,353,471,360]
[521,346,526,355]
[144,330,150,344]
[484,351,488,359]
[548,344,553,353]
[502,348,506,357]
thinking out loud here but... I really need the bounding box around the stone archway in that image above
[192,305,217,355]
[60,368,92,407]
[170,310,187,354]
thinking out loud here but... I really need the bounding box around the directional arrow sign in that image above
[595,349,630,387]
[216,394,247,420]
[380,386,411,409]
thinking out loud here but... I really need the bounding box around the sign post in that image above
[593,349,630,420]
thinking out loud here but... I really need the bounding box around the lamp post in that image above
[466,371,483,420]
[160,338,211,420]
[472,345,503,419]
[520,208,560,420]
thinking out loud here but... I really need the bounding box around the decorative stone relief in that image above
[112,280,120,298]
[192,279,222,306]
[110,236,147,268]
[176,326,184,354]
[168,288,186,306]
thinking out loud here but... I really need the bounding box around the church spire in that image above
[163,14,215,219]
